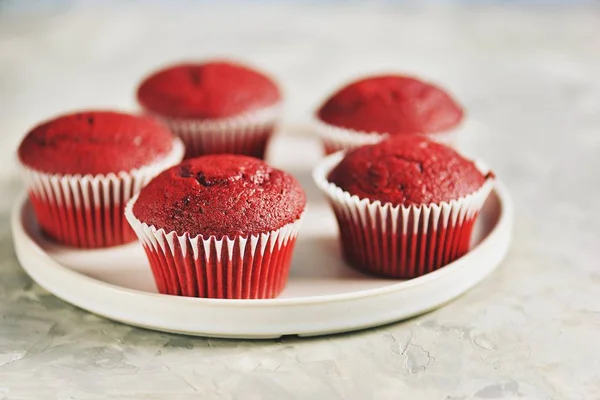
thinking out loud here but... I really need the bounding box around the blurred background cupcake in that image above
[137,60,282,159]
[313,136,494,278]
[126,154,306,299]
[18,110,184,248]
[315,75,464,154]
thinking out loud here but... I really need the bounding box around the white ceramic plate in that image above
[11,135,513,339]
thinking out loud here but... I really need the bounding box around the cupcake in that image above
[137,61,282,159]
[18,111,184,248]
[315,75,464,154]
[313,136,494,278]
[125,155,306,299]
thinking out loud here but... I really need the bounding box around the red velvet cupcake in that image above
[125,155,306,299]
[313,136,494,278]
[18,111,184,248]
[315,75,464,154]
[137,61,282,159]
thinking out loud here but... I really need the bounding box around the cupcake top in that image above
[18,111,175,175]
[327,136,490,205]
[317,75,463,135]
[133,155,306,238]
[137,61,281,119]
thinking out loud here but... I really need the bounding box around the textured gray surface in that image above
[1,3,600,399]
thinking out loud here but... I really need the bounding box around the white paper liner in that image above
[21,138,184,248]
[125,195,305,299]
[313,151,494,278]
[313,117,460,155]
[145,104,281,159]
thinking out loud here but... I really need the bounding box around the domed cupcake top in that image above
[328,136,490,205]
[137,61,281,119]
[317,75,463,135]
[18,111,175,175]
[133,155,306,238]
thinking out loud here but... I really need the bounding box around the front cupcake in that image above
[125,155,306,299]
[313,136,494,279]
[137,61,282,159]
[18,111,184,248]
[315,75,464,154]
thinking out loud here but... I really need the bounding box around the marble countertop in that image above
[1,3,600,399]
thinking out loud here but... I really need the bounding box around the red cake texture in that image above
[318,75,463,135]
[133,155,306,238]
[137,61,281,119]
[18,111,174,175]
[328,136,488,205]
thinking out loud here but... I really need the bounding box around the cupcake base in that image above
[125,198,304,299]
[22,139,185,248]
[314,152,493,279]
[314,118,460,155]
[333,201,481,278]
[150,105,281,160]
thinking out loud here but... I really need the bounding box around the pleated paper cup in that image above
[125,197,305,299]
[313,151,494,279]
[21,139,184,248]
[314,117,461,155]
[147,104,281,160]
